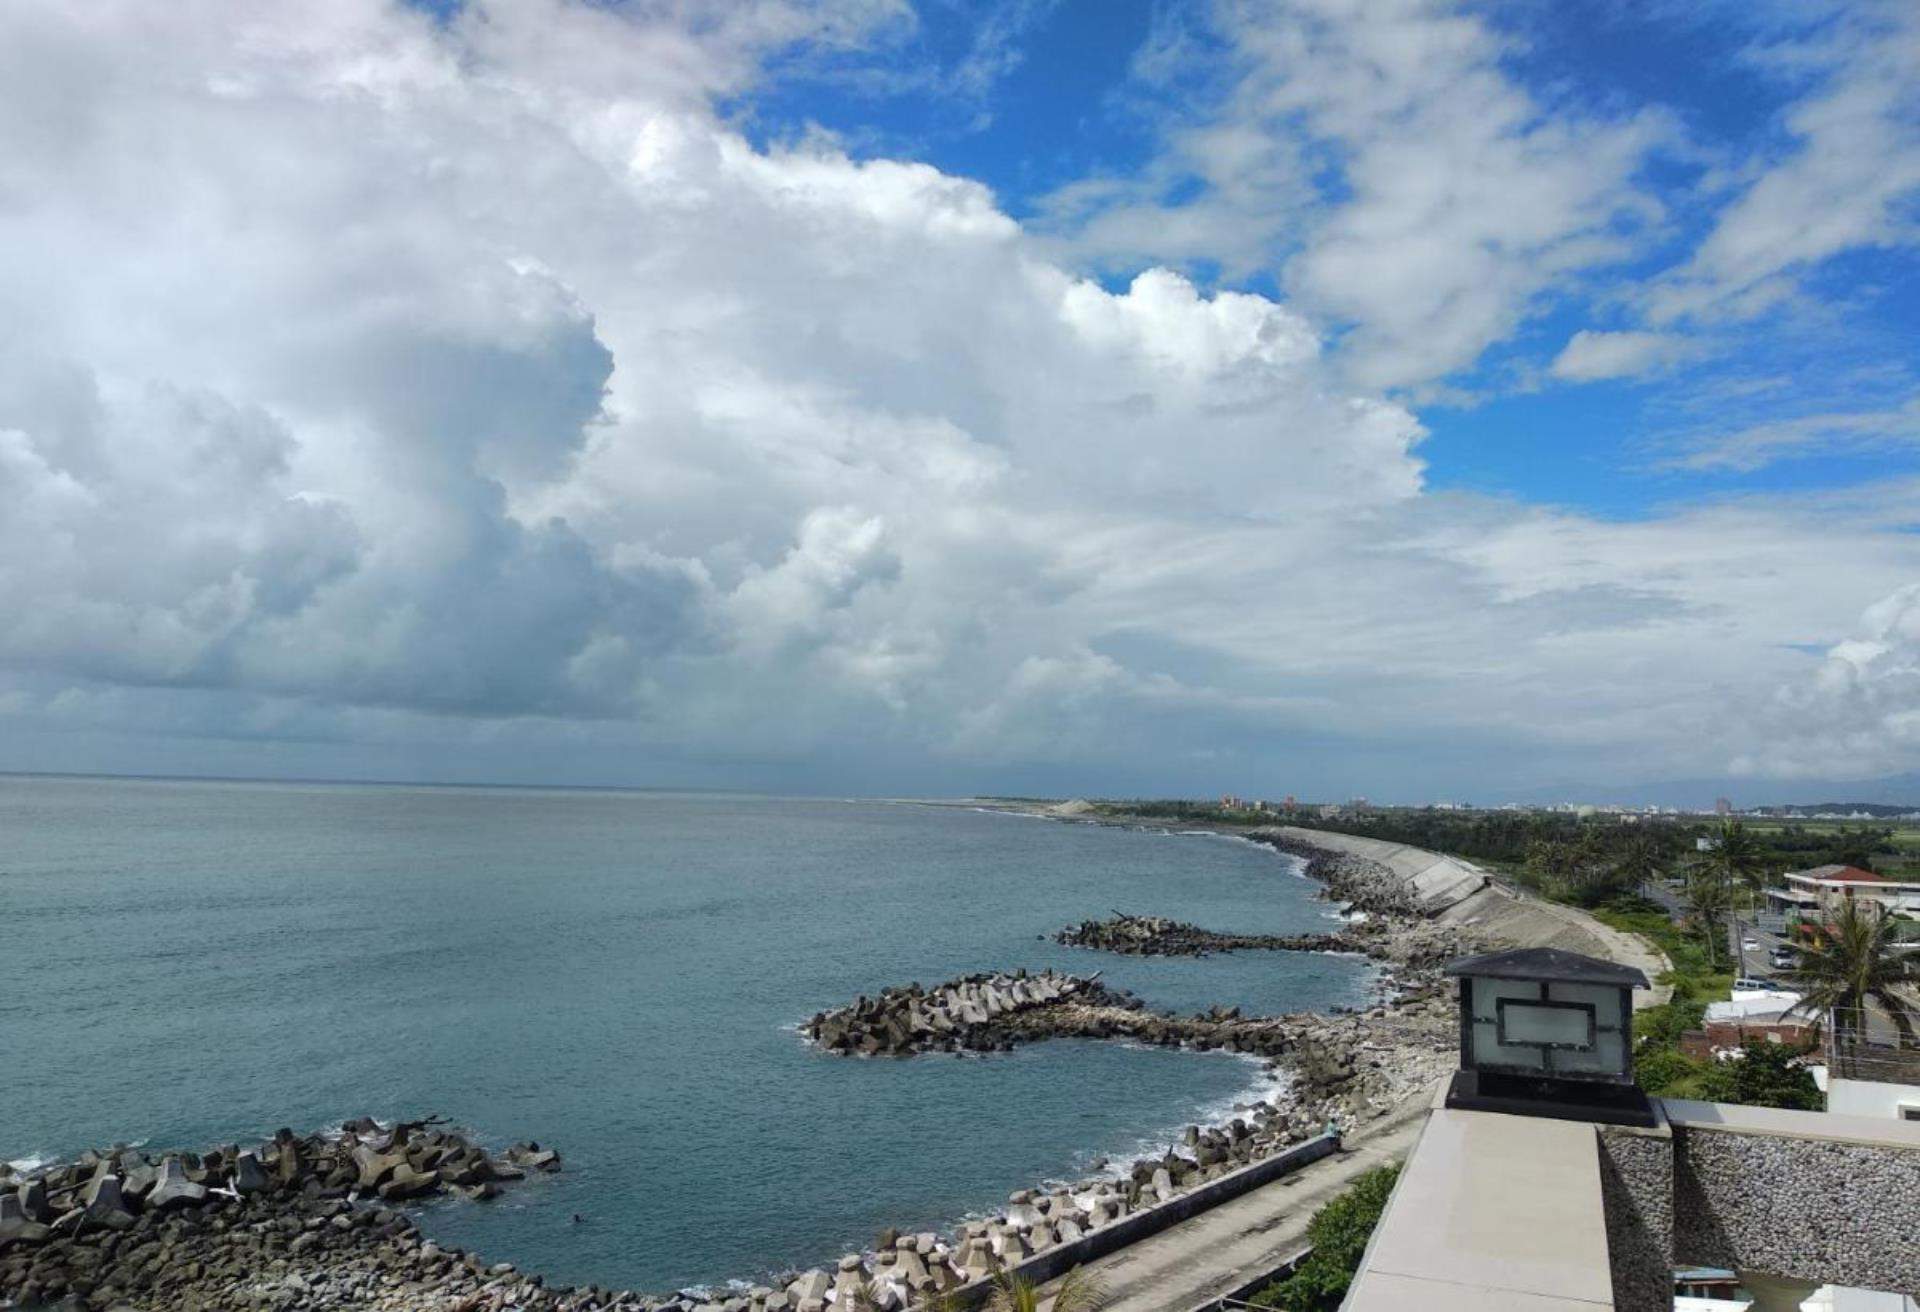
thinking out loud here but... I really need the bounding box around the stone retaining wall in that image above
[1597,1127,1675,1312]
[1601,1101,1920,1305]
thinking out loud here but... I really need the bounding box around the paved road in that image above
[1726,910,1795,982]
[1041,1097,1432,1312]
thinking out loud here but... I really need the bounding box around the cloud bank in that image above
[1,0,1917,794]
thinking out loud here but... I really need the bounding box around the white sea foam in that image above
[1061,1049,1292,1185]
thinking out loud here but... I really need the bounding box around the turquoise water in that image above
[0,776,1371,1293]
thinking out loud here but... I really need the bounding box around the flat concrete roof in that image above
[1344,1109,1616,1311]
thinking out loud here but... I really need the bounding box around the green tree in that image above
[1527,829,1640,907]
[1707,819,1767,908]
[1791,898,1920,1060]
[1611,827,1669,899]
[1250,1165,1401,1310]
[1698,1039,1822,1109]
[1682,863,1734,971]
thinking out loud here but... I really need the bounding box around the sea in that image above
[0,775,1375,1294]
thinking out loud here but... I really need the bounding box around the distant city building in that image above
[1714,796,1733,815]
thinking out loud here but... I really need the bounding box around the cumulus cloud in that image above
[2,0,1919,792]
[1736,584,1920,778]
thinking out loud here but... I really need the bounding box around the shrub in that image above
[1248,1164,1402,1310]
[1633,1046,1705,1095]
[1696,1039,1822,1111]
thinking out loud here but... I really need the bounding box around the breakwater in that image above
[800,970,1117,1055]
[1054,912,1353,957]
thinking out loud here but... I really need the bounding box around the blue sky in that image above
[1,0,1918,799]
[733,0,1920,521]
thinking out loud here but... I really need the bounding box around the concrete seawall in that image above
[947,1134,1340,1308]
[1256,825,1672,1007]
[1261,827,1491,916]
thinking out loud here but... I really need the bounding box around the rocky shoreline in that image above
[4,824,1480,1311]
[0,1119,579,1312]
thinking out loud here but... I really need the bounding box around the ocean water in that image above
[0,776,1373,1293]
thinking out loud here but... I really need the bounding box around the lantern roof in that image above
[1443,946,1648,989]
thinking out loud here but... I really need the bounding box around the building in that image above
[1825,1002,1920,1124]
[1681,993,1816,1058]
[1765,865,1920,923]
[1341,947,1920,1311]
[1715,796,1733,815]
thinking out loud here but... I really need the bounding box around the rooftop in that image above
[1442,946,1650,989]
[1791,864,1891,884]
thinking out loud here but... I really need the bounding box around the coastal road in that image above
[1037,1094,1432,1312]
[1727,911,1794,982]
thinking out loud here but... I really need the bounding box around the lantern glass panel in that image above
[1552,1025,1625,1077]
[1471,976,1541,1022]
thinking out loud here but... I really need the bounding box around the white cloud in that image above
[1,0,1919,792]
[1549,331,1695,383]
[1647,1,1920,325]
[1037,0,1671,391]
[1735,584,1920,778]
[1658,394,1920,472]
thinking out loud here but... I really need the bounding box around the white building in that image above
[1765,865,1920,922]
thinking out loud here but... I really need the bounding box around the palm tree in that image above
[1611,827,1667,900]
[1683,863,1734,971]
[1707,819,1767,908]
[1790,899,1919,1066]
[986,1267,1107,1312]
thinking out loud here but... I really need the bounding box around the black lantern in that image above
[1443,947,1655,1127]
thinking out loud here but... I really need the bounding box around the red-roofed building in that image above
[1767,863,1920,922]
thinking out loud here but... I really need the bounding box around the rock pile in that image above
[1054,913,1354,957]
[0,1118,570,1311]
[1248,836,1418,917]
[801,970,1123,1056]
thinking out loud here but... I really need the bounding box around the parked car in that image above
[1731,976,1780,993]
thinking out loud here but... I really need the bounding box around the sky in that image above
[1,0,1919,801]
